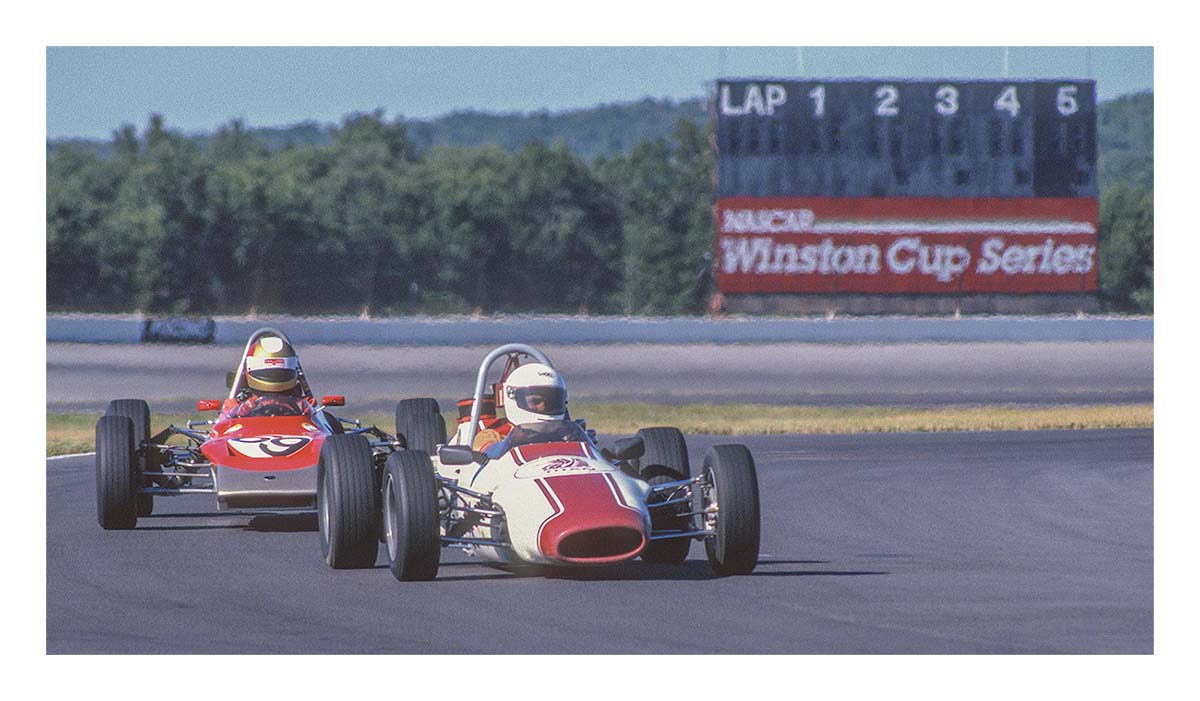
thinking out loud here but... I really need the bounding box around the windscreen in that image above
[505,420,589,448]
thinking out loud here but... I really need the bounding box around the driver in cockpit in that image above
[231,334,311,418]
[476,362,586,459]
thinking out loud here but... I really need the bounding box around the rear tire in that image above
[637,427,690,478]
[96,416,138,529]
[395,398,446,454]
[701,445,761,576]
[640,465,691,564]
[317,435,378,569]
[381,450,441,581]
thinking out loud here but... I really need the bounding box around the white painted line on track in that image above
[47,452,94,461]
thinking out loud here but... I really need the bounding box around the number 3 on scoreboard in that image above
[994,85,1021,117]
[935,85,958,116]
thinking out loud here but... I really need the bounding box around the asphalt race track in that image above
[47,429,1152,654]
[47,340,1153,412]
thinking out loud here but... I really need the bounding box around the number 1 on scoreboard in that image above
[808,85,825,117]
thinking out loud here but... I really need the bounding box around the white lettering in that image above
[744,85,766,116]
[977,237,1006,274]
[720,83,787,116]
[720,208,815,234]
[719,85,744,116]
[765,84,787,114]
[721,237,881,276]
[975,237,1096,277]
[887,237,920,275]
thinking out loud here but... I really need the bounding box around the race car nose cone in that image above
[535,473,647,564]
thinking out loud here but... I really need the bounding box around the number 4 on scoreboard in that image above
[995,85,1021,117]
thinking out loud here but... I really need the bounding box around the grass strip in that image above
[47,402,1152,457]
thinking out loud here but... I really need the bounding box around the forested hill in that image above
[49,97,709,161]
[48,91,1150,188]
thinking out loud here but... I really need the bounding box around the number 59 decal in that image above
[228,435,311,458]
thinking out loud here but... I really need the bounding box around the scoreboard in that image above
[714,79,1098,295]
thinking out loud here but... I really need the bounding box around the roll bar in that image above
[464,344,553,447]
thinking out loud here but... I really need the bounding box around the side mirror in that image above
[197,399,221,412]
[438,445,482,465]
[321,395,345,407]
[225,370,237,389]
[611,435,645,461]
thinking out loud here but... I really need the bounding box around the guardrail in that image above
[46,313,1154,345]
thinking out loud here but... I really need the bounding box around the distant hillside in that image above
[46,91,1151,188]
[48,97,709,161]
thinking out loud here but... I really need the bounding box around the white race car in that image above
[317,344,760,580]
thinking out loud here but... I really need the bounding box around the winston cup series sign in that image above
[716,197,1098,294]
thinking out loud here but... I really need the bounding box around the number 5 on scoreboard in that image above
[1057,85,1079,116]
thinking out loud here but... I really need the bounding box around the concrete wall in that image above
[47,313,1153,345]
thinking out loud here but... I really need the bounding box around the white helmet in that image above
[503,363,567,426]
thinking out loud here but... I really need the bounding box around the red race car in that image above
[95,327,446,557]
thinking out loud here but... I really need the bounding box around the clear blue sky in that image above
[46,47,1153,140]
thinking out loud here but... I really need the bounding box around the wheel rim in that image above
[704,467,720,534]
[383,474,399,561]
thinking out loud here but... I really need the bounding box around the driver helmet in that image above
[502,363,567,426]
[244,335,299,393]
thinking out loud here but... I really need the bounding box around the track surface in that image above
[47,429,1152,653]
[47,340,1153,412]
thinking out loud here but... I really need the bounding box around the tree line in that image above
[47,95,1152,315]
[48,112,714,315]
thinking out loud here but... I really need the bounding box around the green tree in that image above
[1098,185,1153,312]
[598,118,715,314]
[509,142,622,313]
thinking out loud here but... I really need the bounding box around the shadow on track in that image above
[130,512,317,533]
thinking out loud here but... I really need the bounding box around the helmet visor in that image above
[513,386,565,416]
[246,355,299,388]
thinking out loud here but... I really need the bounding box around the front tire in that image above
[318,435,378,569]
[381,450,441,581]
[701,445,761,576]
[96,415,138,529]
[395,398,446,454]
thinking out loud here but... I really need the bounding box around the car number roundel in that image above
[228,435,311,458]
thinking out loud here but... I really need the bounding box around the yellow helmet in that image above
[244,335,299,393]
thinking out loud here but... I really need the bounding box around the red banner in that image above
[716,198,1098,294]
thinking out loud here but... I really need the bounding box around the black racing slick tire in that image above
[106,400,154,513]
[105,399,153,515]
[637,427,690,478]
[701,444,761,576]
[380,450,441,582]
[395,398,446,455]
[96,415,138,529]
[317,434,379,569]
[640,465,691,564]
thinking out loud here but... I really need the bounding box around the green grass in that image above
[47,402,1153,457]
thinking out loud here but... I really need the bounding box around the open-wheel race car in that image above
[94,327,443,531]
[319,343,761,580]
